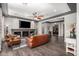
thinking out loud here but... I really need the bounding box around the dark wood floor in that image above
[0,36,73,56]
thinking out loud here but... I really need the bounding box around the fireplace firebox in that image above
[23,31,29,37]
[14,32,21,37]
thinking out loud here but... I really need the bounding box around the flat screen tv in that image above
[19,21,30,28]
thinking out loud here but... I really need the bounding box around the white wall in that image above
[64,13,76,38]
[4,17,36,34]
[4,17,19,34]
[0,8,4,39]
[0,8,2,39]
[43,23,49,34]
[38,13,76,38]
[58,22,64,36]
[0,8,4,51]
[0,8,2,51]
[37,22,50,35]
[37,22,43,35]
[31,21,36,29]
[77,4,79,56]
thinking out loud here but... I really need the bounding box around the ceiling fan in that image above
[27,12,44,20]
[33,12,44,20]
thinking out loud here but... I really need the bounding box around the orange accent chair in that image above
[5,34,21,47]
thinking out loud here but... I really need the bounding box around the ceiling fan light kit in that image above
[32,12,44,20]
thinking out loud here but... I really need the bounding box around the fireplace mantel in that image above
[12,28,36,31]
[11,28,36,38]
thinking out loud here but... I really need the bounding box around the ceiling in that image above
[7,3,71,21]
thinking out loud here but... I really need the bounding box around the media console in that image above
[11,28,36,38]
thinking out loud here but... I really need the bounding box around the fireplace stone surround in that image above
[11,28,36,38]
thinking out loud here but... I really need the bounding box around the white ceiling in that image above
[7,3,70,21]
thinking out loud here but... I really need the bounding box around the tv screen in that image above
[19,21,30,28]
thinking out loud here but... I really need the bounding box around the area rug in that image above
[12,38,27,50]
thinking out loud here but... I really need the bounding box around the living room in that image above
[0,3,77,56]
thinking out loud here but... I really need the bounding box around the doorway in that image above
[53,24,59,36]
